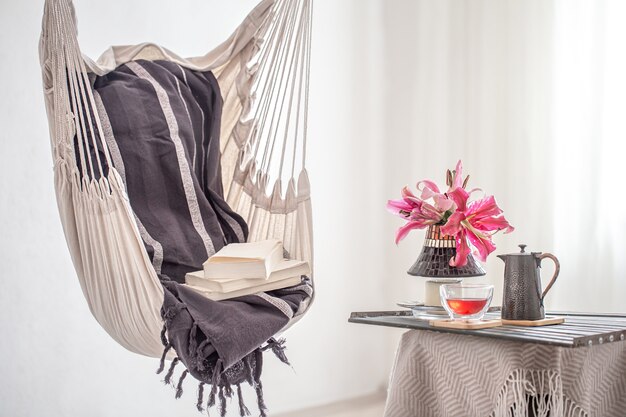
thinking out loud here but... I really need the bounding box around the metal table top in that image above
[349,310,626,348]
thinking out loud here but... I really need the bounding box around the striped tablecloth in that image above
[383,330,626,417]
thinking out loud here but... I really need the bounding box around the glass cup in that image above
[440,283,494,321]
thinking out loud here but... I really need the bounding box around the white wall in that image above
[0,1,392,416]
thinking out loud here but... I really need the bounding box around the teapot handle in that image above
[538,253,560,300]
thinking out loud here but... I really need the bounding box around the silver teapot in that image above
[497,244,560,321]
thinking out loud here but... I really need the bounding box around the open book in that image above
[203,239,283,280]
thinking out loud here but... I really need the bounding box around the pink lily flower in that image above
[387,186,455,244]
[441,188,514,267]
[387,160,513,267]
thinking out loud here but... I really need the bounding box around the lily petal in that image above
[404,195,424,207]
[449,230,471,267]
[434,194,456,212]
[419,201,447,222]
[465,229,496,262]
[401,186,417,200]
[467,195,503,219]
[395,221,428,244]
[472,216,515,233]
[417,180,440,199]
[467,188,484,199]
[386,199,413,216]
[447,187,469,212]
[441,211,465,236]
[452,160,464,190]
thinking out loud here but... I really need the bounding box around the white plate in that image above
[396,300,425,309]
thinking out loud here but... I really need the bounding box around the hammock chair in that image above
[39,0,313,412]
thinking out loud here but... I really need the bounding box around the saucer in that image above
[397,301,501,321]
[396,300,425,309]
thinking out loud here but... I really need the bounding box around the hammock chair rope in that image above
[40,0,314,358]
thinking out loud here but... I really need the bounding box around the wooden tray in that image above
[430,319,502,330]
[501,317,565,327]
[348,310,626,348]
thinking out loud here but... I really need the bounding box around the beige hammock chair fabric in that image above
[39,0,313,358]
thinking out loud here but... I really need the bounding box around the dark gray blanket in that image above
[87,59,312,416]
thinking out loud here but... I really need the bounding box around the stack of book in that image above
[185,239,310,301]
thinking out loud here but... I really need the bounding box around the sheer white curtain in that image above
[379,0,625,313]
[551,0,626,312]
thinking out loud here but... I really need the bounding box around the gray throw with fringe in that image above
[86,59,313,416]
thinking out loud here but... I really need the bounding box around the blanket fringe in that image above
[564,397,588,417]
[207,358,223,408]
[175,369,189,399]
[157,344,172,374]
[263,338,290,366]
[164,357,180,385]
[224,382,233,398]
[254,350,268,417]
[237,383,251,417]
[254,380,268,417]
[196,382,205,412]
[158,317,292,417]
[243,355,255,385]
[489,369,587,417]
[219,386,227,417]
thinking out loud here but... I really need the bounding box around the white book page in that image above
[206,239,282,263]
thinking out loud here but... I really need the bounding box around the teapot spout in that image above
[497,254,506,262]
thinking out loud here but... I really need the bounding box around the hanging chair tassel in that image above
[164,357,180,385]
[196,382,206,412]
[175,369,189,399]
[207,358,223,408]
[156,344,172,374]
[218,386,227,417]
[236,384,251,417]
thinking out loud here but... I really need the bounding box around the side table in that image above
[349,311,626,417]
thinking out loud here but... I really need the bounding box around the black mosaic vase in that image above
[407,225,486,278]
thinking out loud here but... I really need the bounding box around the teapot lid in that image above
[508,244,541,256]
